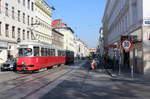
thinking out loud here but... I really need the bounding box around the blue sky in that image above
[45,0,107,48]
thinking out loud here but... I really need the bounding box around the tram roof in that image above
[18,40,65,50]
[18,40,53,48]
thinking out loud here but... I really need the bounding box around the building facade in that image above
[0,0,53,64]
[34,0,52,44]
[0,0,35,63]
[102,0,150,74]
[52,19,75,51]
[98,27,104,57]
[52,29,64,49]
[74,39,89,58]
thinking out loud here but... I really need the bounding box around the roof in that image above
[52,19,67,28]
[52,19,74,33]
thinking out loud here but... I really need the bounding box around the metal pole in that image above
[118,50,121,75]
[119,63,121,75]
[131,65,134,80]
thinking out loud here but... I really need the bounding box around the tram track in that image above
[0,65,74,99]
[0,65,67,93]
[21,68,74,99]
[0,71,30,82]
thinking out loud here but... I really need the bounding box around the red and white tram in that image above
[16,41,67,71]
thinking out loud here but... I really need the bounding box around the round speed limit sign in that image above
[121,39,132,51]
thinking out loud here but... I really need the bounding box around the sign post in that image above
[121,38,133,79]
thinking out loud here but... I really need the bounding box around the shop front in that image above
[0,42,8,65]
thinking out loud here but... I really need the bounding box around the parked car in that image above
[1,58,16,71]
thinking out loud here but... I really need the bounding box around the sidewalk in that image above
[98,62,149,82]
[108,67,150,83]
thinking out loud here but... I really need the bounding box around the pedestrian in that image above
[91,59,96,70]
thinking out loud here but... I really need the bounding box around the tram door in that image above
[123,50,130,72]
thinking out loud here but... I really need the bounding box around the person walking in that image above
[91,59,96,71]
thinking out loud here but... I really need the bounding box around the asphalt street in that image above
[40,61,150,99]
[0,60,150,99]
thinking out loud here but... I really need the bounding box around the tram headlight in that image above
[21,62,25,65]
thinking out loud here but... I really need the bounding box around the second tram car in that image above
[65,50,74,64]
[16,41,67,71]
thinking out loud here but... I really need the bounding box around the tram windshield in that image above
[18,48,33,57]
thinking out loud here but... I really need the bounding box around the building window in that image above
[18,0,20,3]
[27,15,30,25]
[18,10,21,22]
[31,17,33,26]
[31,2,34,11]
[132,0,138,23]
[27,31,30,39]
[5,3,8,16]
[23,0,25,6]
[12,26,15,38]
[5,24,9,37]
[23,30,25,40]
[31,31,34,40]
[28,0,30,9]
[23,13,25,24]
[0,0,2,13]
[0,22,1,35]
[18,28,21,38]
[12,7,15,19]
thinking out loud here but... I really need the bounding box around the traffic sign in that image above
[121,39,132,51]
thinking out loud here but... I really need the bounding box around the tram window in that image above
[18,49,23,57]
[54,49,56,56]
[51,49,55,56]
[50,49,53,56]
[58,50,60,56]
[62,51,65,56]
[18,48,32,57]
[51,49,53,56]
[41,48,44,56]
[47,48,50,56]
[45,48,48,56]
[50,49,52,56]
[60,51,62,56]
[58,50,64,56]
[34,47,39,57]
[59,51,61,56]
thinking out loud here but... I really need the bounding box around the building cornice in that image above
[52,29,64,36]
[54,27,74,34]
[102,0,110,22]
[35,0,52,17]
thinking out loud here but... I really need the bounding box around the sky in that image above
[45,0,107,48]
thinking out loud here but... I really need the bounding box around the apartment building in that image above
[74,39,89,58]
[102,0,150,74]
[0,0,35,63]
[52,29,64,49]
[52,19,75,51]
[0,0,53,64]
[34,0,52,44]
